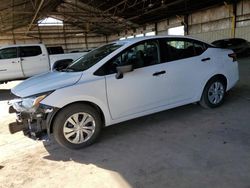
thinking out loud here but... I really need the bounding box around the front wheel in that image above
[53,104,102,149]
[199,78,226,108]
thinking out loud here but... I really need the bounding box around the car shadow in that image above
[42,104,202,186]
[0,89,16,101]
[41,98,245,187]
[37,56,250,186]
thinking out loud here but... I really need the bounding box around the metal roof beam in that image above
[26,0,44,35]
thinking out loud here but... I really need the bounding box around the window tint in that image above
[47,46,64,54]
[96,40,160,75]
[161,39,207,62]
[67,43,123,72]
[193,42,206,56]
[20,46,42,57]
[229,38,246,45]
[0,47,18,59]
[212,38,246,47]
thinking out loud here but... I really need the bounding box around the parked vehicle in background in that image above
[47,46,64,54]
[212,38,250,57]
[0,44,86,84]
[8,36,239,149]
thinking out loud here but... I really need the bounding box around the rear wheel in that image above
[53,104,102,149]
[200,78,226,108]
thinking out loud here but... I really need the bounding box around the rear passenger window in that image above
[167,40,195,60]
[194,42,206,56]
[47,46,64,54]
[161,39,207,62]
[20,46,42,57]
[0,47,17,59]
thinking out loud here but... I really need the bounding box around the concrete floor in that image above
[0,58,250,188]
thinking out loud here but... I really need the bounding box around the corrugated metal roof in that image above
[0,0,230,35]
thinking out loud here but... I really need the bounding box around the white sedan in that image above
[9,36,239,149]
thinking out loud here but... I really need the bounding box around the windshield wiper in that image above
[64,68,76,72]
[57,67,75,72]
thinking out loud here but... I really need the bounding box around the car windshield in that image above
[66,43,123,72]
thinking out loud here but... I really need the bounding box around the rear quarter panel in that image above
[194,48,239,100]
[220,49,239,91]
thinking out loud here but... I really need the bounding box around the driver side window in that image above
[117,41,159,68]
[0,47,18,59]
[95,40,160,75]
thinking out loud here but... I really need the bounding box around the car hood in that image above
[11,71,82,98]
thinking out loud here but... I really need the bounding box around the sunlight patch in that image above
[38,17,63,26]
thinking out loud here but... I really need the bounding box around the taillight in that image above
[228,53,237,62]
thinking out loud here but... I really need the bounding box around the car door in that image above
[159,38,212,105]
[0,47,24,81]
[20,45,50,77]
[102,39,170,120]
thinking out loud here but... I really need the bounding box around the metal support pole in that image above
[184,14,189,35]
[12,0,16,44]
[154,22,158,35]
[12,30,16,44]
[37,24,42,43]
[85,33,88,50]
[105,35,108,43]
[26,0,44,35]
[231,2,237,38]
[63,24,68,52]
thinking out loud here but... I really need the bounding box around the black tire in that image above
[53,103,102,149]
[199,77,226,109]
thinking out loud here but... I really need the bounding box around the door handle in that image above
[201,57,211,62]
[20,58,24,61]
[153,70,166,76]
[12,61,18,63]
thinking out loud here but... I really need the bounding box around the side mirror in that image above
[53,59,73,71]
[116,64,133,79]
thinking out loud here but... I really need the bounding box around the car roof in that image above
[0,35,211,50]
[116,35,211,46]
[120,35,205,42]
[212,38,247,43]
[0,43,43,49]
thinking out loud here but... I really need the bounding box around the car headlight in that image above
[32,95,47,108]
[11,92,52,113]
[22,94,48,109]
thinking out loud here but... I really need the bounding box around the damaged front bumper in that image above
[8,103,58,140]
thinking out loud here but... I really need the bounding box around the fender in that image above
[41,78,112,126]
[196,72,228,101]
